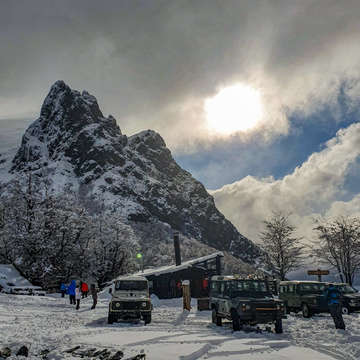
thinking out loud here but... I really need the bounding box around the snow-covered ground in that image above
[1,293,360,360]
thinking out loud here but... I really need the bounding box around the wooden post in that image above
[182,280,191,311]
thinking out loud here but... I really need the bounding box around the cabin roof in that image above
[131,252,224,278]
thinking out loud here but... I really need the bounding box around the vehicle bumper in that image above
[109,309,151,319]
[308,304,327,313]
[348,305,360,312]
[240,310,282,324]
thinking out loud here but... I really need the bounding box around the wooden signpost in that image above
[182,280,191,311]
[307,269,330,282]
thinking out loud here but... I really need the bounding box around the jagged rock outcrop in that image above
[9,81,261,263]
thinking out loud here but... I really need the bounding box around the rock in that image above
[82,348,97,357]
[16,345,29,357]
[0,347,11,358]
[124,354,146,360]
[110,351,124,360]
[64,345,81,353]
[39,349,50,359]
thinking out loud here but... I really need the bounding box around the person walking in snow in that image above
[324,283,345,330]
[75,284,81,310]
[68,280,76,305]
[60,283,67,298]
[90,284,98,310]
[81,281,89,298]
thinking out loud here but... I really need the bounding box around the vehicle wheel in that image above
[275,318,283,334]
[211,308,217,324]
[213,309,222,327]
[108,313,114,324]
[302,303,311,318]
[284,303,290,315]
[341,306,350,315]
[144,313,152,325]
[231,310,241,331]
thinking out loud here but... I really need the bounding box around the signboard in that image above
[307,269,330,276]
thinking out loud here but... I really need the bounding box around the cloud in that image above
[1,1,360,152]
[211,122,360,242]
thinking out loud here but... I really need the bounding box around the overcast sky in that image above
[1,0,360,243]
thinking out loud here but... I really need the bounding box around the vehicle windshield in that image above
[230,280,271,297]
[335,285,357,294]
[299,283,326,294]
[115,280,148,291]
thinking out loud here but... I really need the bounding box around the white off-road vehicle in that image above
[108,275,152,325]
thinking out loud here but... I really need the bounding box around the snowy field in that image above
[1,293,360,360]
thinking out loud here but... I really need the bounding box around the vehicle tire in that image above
[341,306,350,315]
[108,313,114,324]
[302,303,311,318]
[213,309,222,327]
[211,308,217,324]
[284,303,290,315]
[275,318,283,334]
[143,313,152,325]
[231,310,241,331]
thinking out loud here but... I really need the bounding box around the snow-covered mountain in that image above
[1,81,261,263]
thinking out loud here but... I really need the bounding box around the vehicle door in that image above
[290,284,300,308]
[280,284,289,306]
[210,281,221,310]
[217,282,228,315]
[317,283,328,311]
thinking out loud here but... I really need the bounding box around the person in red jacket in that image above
[81,282,89,298]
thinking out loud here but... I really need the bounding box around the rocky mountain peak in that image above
[40,80,104,130]
[11,81,126,174]
[7,81,261,264]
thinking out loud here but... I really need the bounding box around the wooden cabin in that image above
[139,252,224,299]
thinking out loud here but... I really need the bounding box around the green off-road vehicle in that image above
[108,276,152,325]
[210,276,284,333]
[279,281,328,318]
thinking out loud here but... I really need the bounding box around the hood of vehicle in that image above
[112,290,149,300]
[233,296,278,303]
[343,293,360,300]
[302,294,323,299]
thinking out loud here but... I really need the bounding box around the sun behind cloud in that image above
[205,84,264,135]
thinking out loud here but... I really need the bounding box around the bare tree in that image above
[260,212,304,280]
[312,216,360,286]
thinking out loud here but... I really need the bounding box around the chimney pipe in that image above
[173,231,181,266]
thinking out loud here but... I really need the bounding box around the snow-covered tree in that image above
[0,178,137,287]
[312,216,360,286]
[260,212,304,280]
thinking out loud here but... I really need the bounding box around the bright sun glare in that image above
[205,84,263,135]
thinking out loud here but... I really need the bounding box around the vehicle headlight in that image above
[115,302,121,308]
[142,302,147,307]
[241,303,251,311]
[276,304,281,310]
[349,300,356,306]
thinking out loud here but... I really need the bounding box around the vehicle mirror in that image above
[109,288,112,294]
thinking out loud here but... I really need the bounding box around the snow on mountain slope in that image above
[1,80,261,263]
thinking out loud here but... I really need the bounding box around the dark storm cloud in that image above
[1,0,360,151]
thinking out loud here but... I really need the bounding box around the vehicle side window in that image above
[288,284,294,293]
[220,282,226,295]
[280,285,287,293]
[210,281,219,296]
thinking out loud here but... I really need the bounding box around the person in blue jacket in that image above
[68,280,76,305]
[324,283,345,330]
[60,283,67,298]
